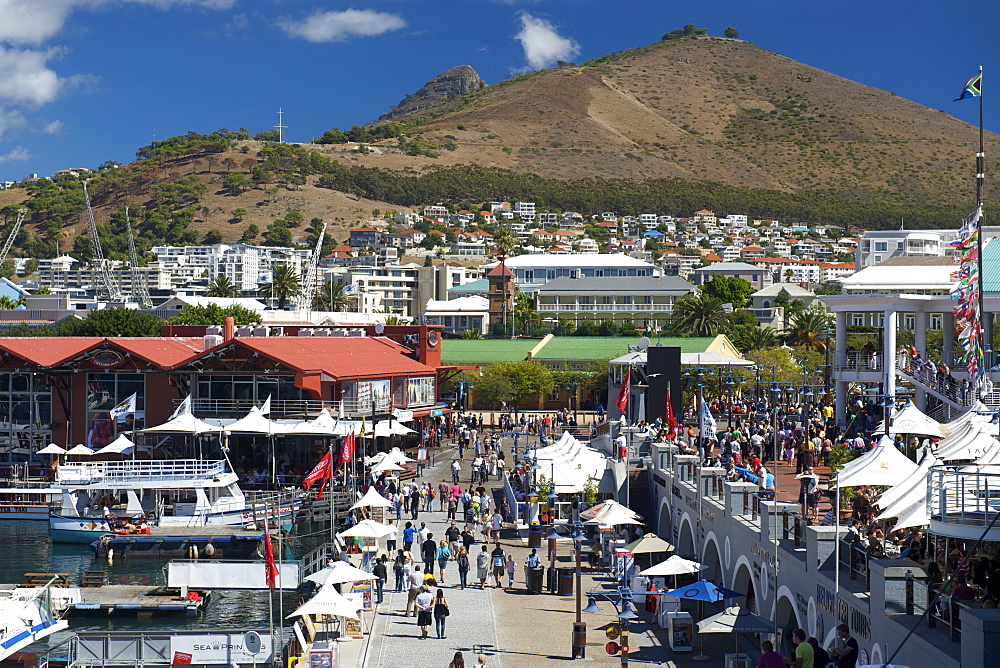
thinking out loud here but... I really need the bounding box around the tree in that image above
[262,222,292,247]
[475,360,554,416]
[260,264,301,309]
[231,208,247,223]
[202,229,224,245]
[732,326,779,352]
[34,286,51,294]
[783,307,832,351]
[701,275,754,309]
[169,304,261,326]
[671,293,731,336]
[205,275,240,298]
[223,172,252,195]
[724,27,740,39]
[60,308,164,337]
[0,296,20,309]
[491,228,516,257]
[241,224,259,243]
[313,281,356,311]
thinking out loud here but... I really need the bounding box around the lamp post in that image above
[581,586,645,667]
[565,382,579,424]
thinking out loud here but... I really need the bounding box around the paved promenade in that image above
[354,429,796,667]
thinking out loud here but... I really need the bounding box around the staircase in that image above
[627,468,654,530]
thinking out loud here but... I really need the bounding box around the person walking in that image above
[402,522,415,552]
[476,545,490,589]
[457,547,470,589]
[490,545,506,588]
[372,554,388,604]
[421,532,437,574]
[448,651,466,668]
[445,522,461,560]
[414,586,434,640]
[433,589,450,639]
[436,540,451,583]
[405,565,423,616]
[504,554,517,589]
[491,510,503,544]
[392,549,410,592]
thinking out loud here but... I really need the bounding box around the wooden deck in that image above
[73,585,208,617]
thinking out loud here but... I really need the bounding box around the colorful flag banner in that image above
[955,73,982,101]
[615,368,630,415]
[263,519,278,591]
[303,451,333,499]
[170,394,192,420]
[109,393,136,421]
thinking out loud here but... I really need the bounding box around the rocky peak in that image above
[379,65,485,121]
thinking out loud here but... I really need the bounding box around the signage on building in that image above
[169,633,272,664]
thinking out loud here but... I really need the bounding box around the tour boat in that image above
[0,487,62,520]
[0,584,68,659]
[48,459,298,543]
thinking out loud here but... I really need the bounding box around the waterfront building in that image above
[533,275,695,330]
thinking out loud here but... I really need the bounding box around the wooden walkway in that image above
[73,585,208,617]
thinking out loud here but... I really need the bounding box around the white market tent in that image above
[876,450,939,514]
[875,400,945,438]
[224,406,294,435]
[941,401,993,437]
[288,408,355,437]
[305,562,376,586]
[836,435,918,488]
[581,499,640,521]
[286,583,361,620]
[94,434,134,455]
[530,431,615,494]
[350,487,394,510]
[141,412,219,434]
[337,519,394,539]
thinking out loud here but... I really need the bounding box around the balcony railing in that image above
[182,397,422,417]
[833,351,883,372]
[897,357,973,407]
[536,304,670,312]
[928,466,1000,538]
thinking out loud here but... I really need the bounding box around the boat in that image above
[0,583,69,659]
[49,459,298,543]
[0,487,62,520]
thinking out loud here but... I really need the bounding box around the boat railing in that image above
[55,460,229,485]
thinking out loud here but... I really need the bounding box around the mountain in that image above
[378,65,485,121]
[360,36,998,210]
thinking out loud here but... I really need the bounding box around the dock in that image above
[72,585,209,617]
[93,525,269,558]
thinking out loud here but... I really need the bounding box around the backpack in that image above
[458,554,469,569]
[429,488,436,499]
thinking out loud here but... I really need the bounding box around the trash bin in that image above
[528,525,543,548]
[526,566,544,593]
[724,653,750,668]
[557,568,574,597]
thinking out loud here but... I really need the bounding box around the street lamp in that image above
[565,382,579,424]
[581,585,653,666]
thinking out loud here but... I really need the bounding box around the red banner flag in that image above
[615,368,630,415]
[339,432,356,465]
[664,393,678,438]
[302,451,332,493]
[263,520,278,591]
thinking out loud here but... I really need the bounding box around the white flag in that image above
[343,281,361,296]
[337,400,344,420]
[700,401,717,441]
[170,395,192,420]
[260,395,272,416]
[110,393,136,421]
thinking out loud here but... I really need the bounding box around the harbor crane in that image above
[295,222,327,311]
[0,208,26,266]
[82,181,123,302]
[124,207,152,308]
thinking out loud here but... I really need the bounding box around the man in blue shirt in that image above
[402,521,416,551]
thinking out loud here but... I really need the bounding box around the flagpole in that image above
[975,65,987,401]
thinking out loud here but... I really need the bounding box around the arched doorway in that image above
[678,516,695,559]
[656,500,672,543]
[731,560,756,613]
[701,535,723,585]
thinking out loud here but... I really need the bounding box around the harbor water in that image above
[1,519,317,655]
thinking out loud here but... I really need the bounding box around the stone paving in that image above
[356,428,785,668]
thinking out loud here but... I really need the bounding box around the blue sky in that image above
[0,0,995,183]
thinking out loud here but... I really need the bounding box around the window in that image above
[572,363,586,370]
[547,363,560,370]
[601,296,613,304]
[407,377,436,406]
[851,314,864,327]
[549,389,561,401]
[523,270,534,283]
[930,314,943,329]
[874,242,888,252]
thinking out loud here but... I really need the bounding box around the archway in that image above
[656,500,672,544]
[773,587,803,655]
[731,559,756,613]
[678,515,695,559]
[701,534,724,585]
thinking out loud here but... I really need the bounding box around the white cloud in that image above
[0,147,30,164]
[0,109,26,138]
[279,9,407,43]
[0,47,67,106]
[40,120,64,134]
[514,12,580,71]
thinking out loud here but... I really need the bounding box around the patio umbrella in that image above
[337,519,394,539]
[663,578,744,660]
[94,434,134,455]
[36,444,66,455]
[697,606,774,656]
[623,534,675,554]
[66,444,95,456]
[305,562,377,586]
[141,412,218,434]
[369,460,404,475]
[585,504,642,526]
[350,487,394,511]
[640,555,705,578]
[285,583,361,620]
[581,499,640,521]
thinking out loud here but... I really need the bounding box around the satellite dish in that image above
[637,336,650,352]
[243,631,263,655]
[374,323,385,334]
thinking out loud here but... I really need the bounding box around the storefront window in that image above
[86,373,146,449]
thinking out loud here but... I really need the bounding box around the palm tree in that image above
[205,275,240,298]
[260,265,301,309]
[491,228,516,257]
[671,293,731,336]
[783,307,832,351]
[313,282,356,311]
[733,326,779,352]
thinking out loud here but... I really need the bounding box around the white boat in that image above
[0,583,68,659]
[0,487,62,520]
[49,459,297,543]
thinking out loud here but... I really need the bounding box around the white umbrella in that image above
[290,409,355,436]
[141,412,218,434]
[225,406,291,434]
[36,444,66,455]
[581,500,640,521]
[66,444,95,456]
[350,487,394,510]
[338,519,394,539]
[370,460,404,475]
[94,434,134,455]
[286,583,361,620]
[640,555,705,577]
[586,504,642,526]
[305,562,377,586]
[373,420,416,438]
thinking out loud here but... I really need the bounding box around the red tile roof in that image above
[0,337,205,368]
[111,338,205,366]
[487,263,514,277]
[0,337,104,367]
[225,337,435,379]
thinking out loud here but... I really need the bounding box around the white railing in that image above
[535,304,669,313]
[56,459,228,485]
[185,397,395,416]
[928,466,1000,535]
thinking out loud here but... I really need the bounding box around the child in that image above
[505,554,517,588]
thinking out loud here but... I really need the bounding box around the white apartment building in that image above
[720,214,749,227]
[513,202,536,222]
[422,205,449,221]
[38,257,173,294]
[324,263,482,318]
[151,243,310,292]
[481,253,659,294]
[639,214,658,229]
[855,229,958,269]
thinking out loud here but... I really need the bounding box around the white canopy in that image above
[350,487,394,510]
[640,555,705,577]
[532,432,613,493]
[94,434,134,455]
[36,444,66,455]
[876,400,944,438]
[942,401,993,437]
[892,497,929,530]
[370,461,404,475]
[935,420,998,461]
[289,408,354,436]
[142,412,219,434]
[581,500,640,521]
[305,562,377,586]
[836,435,919,488]
[372,420,416,437]
[66,444,95,456]
[225,406,293,435]
[338,519,395,539]
[285,583,361,620]
[586,504,642,526]
[876,450,938,512]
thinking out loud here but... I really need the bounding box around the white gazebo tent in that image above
[875,400,944,438]
[141,412,219,434]
[94,434,135,455]
[350,488,394,511]
[581,499,641,522]
[836,437,919,488]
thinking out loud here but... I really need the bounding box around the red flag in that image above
[615,368,630,415]
[664,393,678,438]
[263,520,278,591]
[303,451,332,493]
[338,432,356,465]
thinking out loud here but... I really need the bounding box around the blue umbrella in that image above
[663,579,743,602]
